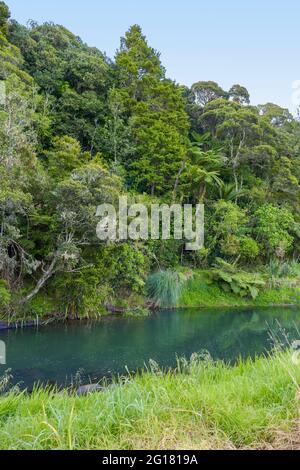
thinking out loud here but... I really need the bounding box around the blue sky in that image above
[5,0,300,111]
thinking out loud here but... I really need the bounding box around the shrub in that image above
[254,204,295,259]
[240,236,260,261]
[209,259,265,299]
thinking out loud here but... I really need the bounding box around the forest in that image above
[1,0,300,318]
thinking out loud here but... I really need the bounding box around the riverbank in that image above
[2,270,300,326]
[178,272,300,309]
[0,351,299,450]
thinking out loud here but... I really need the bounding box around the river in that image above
[0,307,299,389]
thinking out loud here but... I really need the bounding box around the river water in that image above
[0,307,299,389]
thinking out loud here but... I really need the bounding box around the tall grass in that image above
[146,271,185,308]
[0,351,299,450]
[265,260,300,289]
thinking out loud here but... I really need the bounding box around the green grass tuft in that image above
[146,271,185,308]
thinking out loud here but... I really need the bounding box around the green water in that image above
[1,307,300,389]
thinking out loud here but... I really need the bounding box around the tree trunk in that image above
[198,182,207,203]
[172,158,187,202]
[18,255,59,306]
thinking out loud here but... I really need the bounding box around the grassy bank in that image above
[0,351,300,450]
[178,272,300,309]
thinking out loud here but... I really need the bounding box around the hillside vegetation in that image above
[1,1,300,317]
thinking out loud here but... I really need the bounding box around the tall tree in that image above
[229,84,250,105]
[0,1,9,35]
[114,25,189,196]
[0,3,32,82]
[191,81,227,107]
[9,21,111,153]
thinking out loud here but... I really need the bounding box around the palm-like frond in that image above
[219,183,247,201]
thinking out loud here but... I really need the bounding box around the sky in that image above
[5,0,300,112]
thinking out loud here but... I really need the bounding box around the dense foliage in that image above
[1,2,300,316]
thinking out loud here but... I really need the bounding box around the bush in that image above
[254,204,295,259]
[209,259,265,299]
[240,236,260,261]
[23,294,57,319]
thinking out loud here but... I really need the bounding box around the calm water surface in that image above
[0,307,300,388]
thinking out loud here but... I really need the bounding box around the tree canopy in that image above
[1,2,300,315]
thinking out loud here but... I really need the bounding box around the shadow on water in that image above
[1,307,300,389]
